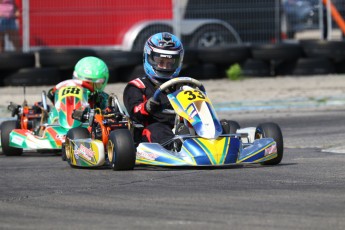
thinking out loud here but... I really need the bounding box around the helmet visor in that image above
[83,78,105,91]
[149,52,181,72]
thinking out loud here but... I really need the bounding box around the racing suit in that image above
[123,76,175,144]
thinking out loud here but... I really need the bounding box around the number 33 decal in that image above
[184,90,205,100]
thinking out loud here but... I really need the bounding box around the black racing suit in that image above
[123,76,175,144]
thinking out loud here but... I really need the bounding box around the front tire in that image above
[256,122,284,165]
[0,120,23,156]
[65,127,90,162]
[107,129,136,171]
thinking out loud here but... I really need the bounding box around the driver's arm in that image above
[123,84,150,123]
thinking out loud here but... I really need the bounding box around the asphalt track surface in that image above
[1,107,345,230]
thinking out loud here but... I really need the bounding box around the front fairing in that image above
[136,136,277,166]
[167,86,222,139]
[54,86,89,129]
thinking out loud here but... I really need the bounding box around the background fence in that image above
[3,0,345,52]
[2,0,345,87]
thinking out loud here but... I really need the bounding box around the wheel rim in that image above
[198,32,225,47]
[107,141,114,163]
[65,139,71,160]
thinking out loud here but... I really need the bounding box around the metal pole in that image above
[172,0,182,40]
[275,0,281,43]
[319,0,325,39]
[326,0,332,40]
[22,0,30,52]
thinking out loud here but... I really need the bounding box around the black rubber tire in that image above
[221,119,240,134]
[256,122,283,165]
[183,48,200,66]
[61,144,67,161]
[241,59,272,77]
[117,65,146,82]
[197,44,251,65]
[292,58,336,76]
[0,120,23,156]
[108,129,136,171]
[38,48,98,68]
[251,43,304,61]
[65,127,90,162]
[95,50,142,68]
[189,24,240,48]
[0,52,36,70]
[3,67,62,86]
[180,63,220,80]
[300,40,345,62]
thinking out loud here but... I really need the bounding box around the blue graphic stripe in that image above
[224,138,240,164]
[194,139,217,165]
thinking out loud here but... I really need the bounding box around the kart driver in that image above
[47,56,110,110]
[123,32,184,144]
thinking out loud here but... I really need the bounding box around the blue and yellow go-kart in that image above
[65,77,283,170]
[135,77,283,167]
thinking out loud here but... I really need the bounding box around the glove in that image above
[72,108,88,122]
[145,97,161,114]
[47,88,55,103]
[8,102,20,117]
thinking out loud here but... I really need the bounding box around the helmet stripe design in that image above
[144,32,184,82]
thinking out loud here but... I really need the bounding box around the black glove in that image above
[8,102,20,117]
[47,88,55,103]
[145,97,161,114]
[72,108,88,122]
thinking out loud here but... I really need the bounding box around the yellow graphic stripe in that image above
[253,152,278,163]
[237,142,275,163]
[194,139,217,165]
[138,146,187,164]
[181,145,197,165]
[136,158,175,166]
[220,137,230,164]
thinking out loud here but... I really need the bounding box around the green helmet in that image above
[73,56,109,92]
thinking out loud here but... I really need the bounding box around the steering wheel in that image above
[153,77,205,101]
[152,77,205,114]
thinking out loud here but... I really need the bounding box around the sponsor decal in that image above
[74,144,95,161]
[136,151,159,160]
[56,134,65,142]
[160,54,172,58]
[11,135,24,146]
[265,144,277,156]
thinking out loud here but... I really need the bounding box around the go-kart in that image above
[135,77,283,166]
[64,95,137,170]
[65,77,283,171]
[0,82,92,156]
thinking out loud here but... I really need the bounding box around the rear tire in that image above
[65,127,90,162]
[107,129,136,171]
[0,120,23,156]
[256,122,283,165]
[221,119,240,134]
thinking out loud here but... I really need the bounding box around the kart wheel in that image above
[0,120,23,156]
[221,119,240,134]
[61,144,67,161]
[65,127,90,162]
[107,129,136,171]
[256,122,284,165]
